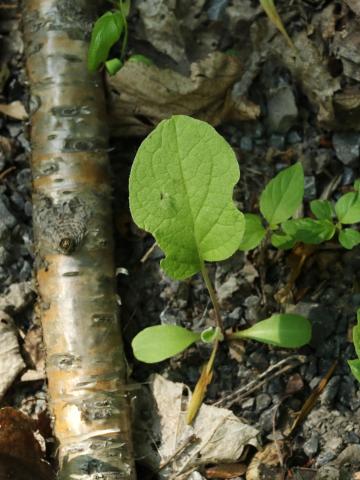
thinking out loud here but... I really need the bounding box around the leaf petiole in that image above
[201,263,224,333]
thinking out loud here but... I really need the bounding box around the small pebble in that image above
[255,393,271,412]
[287,129,302,144]
[240,136,253,152]
[325,436,343,453]
[344,431,360,444]
[315,450,336,467]
[269,134,285,150]
[321,376,340,405]
[248,351,269,370]
[242,397,255,409]
[333,132,360,166]
[304,431,319,458]
[304,175,316,200]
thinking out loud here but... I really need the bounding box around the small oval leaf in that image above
[260,163,304,227]
[128,54,154,66]
[335,191,360,224]
[339,228,360,250]
[105,58,123,75]
[348,359,360,383]
[282,218,335,245]
[232,313,311,348]
[271,232,295,250]
[132,325,201,363]
[239,214,266,251]
[310,199,334,220]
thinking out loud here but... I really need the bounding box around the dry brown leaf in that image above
[275,244,316,304]
[0,407,54,480]
[205,462,247,479]
[107,52,259,137]
[0,135,13,161]
[0,101,28,120]
[137,0,187,64]
[0,311,26,400]
[334,86,360,129]
[246,441,289,480]
[343,0,360,16]
[271,31,341,126]
[134,374,259,479]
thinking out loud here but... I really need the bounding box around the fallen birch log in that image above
[23,0,136,478]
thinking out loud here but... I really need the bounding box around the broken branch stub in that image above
[23,1,136,479]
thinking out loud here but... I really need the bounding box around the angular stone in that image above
[267,86,298,133]
[333,132,360,166]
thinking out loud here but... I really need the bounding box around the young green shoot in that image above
[88,0,131,75]
[129,115,312,422]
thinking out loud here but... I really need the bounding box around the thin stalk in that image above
[200,263,223,332]
[120,0,129,60]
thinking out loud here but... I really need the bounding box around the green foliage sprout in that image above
[128,116,312,421]
[87,1,153,75]
[239,164,360,252]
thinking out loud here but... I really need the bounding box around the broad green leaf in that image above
[260,0,294,48]
[105,58,123,75]
[348,359,360,383]
[132,325,201,363]
[88,11,124,72]
[239,214,266,251]
[355,179,360,192]
[310,199,334,220]
[260,163,304,227]
[231,313,311,348]
[128,54,154,65]
[129,115,245,280]
[335,191,360,224]
[339,228,360,250]
[282,218,335,245]
[271,232,295,250]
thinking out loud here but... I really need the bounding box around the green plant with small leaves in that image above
[88,0,130,75]
[129,115,311,422]
[87,1,154,75]
[239,165,360,252]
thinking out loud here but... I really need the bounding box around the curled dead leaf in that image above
[0,101,28,120]
[205,462,247,479]
[107,52,259,137]
[134,374,259,479]
[0,311,26,400]
[246,441,289,480]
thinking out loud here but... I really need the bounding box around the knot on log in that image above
[35,196,88,254]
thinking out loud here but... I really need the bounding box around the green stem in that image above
[119,0,129,60]
[201,263,223,332]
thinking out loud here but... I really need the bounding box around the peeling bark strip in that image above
[23,1,136,478]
